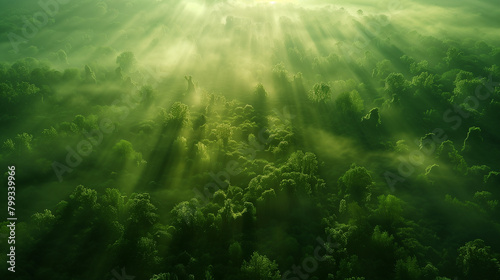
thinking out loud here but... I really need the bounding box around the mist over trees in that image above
[1,0,500,279]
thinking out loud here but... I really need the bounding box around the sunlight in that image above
[2,0,500,279]
[254,0,295,4]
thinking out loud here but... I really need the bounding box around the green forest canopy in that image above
[0,0,500,279]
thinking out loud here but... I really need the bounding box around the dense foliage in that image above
[0,0,499,279]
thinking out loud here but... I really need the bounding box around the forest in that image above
[0,0,500,279]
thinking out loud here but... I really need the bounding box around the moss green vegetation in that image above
[0,0,499,279]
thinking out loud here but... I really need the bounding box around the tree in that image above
[457,239,500,279]
[185,75,195,94]
[70,185,99,209]
[338,164,373,202]
[41,127,58,140]
[410,60,428,75]
[84,65,96,84]
[394,256,421,280]
[241,252,281,280]
[462,126,483,156]
[336,255,362,279]
[385,73,408,102]
[308,82,331,104]
[2,138,15,153]
[0,82,15,103]
[373,194,404,225]
[421,263,439,280]
[16,81,40,100]
[254,83,268,99]
[444,46,464,68]
[411,72,437,97]
[137,236,160,265]
[139,85,154,106]
[171,199,203,228]
[452,72,484,103]
[484,171,500,190]
[57,49,68,64]
[163,102,190,130]
[372,225,395,249]
[361,108,381,130]
[437,140,467,173]
[72,114,94,132]
[473,191,498,212]
[229,241,243,265]
[253,83,268,115]
[31,209,56,236]
[213,123,232,146]
[334,90,364,124]
[149,273,179,280]
[15,132,33,153]
[116,51,136,72]
[67,185,100,224]
[302,152,319,176]
[126,193,158,228]
[372,59,392,79]
[112,139,145,166]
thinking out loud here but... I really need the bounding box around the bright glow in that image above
[254,0,295,4]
